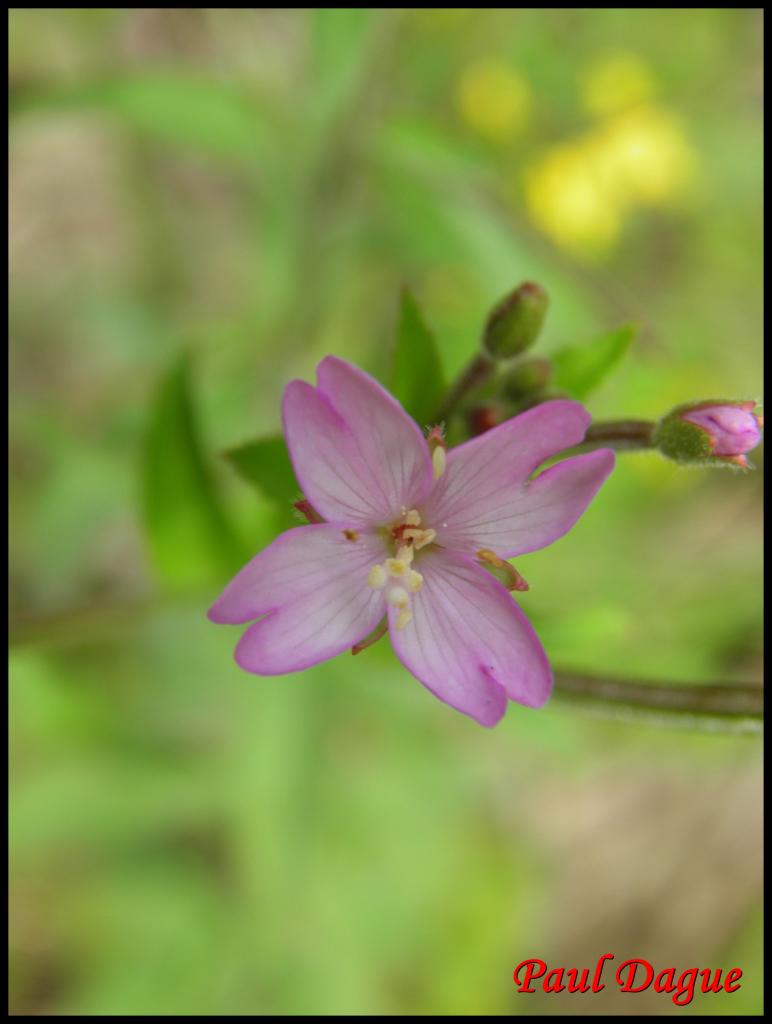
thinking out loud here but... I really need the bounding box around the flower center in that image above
[366,508,436,630]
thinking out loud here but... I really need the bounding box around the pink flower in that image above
[209,357,614,727]
[681,401,762,468]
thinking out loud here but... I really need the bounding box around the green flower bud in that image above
[482,282,549,360]
[500,357,553,399]
[654,400,762,468]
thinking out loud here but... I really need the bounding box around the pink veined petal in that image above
[422,400,613,557]
[282,356,434,525]
[432,448,615,558]
[208,524,387,674]
[282,382,387,524]
[388,547,552,727]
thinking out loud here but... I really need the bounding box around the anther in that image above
[394,608,413,631]
[407,570,423,592]
[432,446,446,479]
[477,549,529,591]
[367,564,387,589]
[405,509,421,526]
[385,558,407,577]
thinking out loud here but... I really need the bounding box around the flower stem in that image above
[554,671,762,735]
[433,353,494,424]
[9,605,762,735]
[581,419,656,451]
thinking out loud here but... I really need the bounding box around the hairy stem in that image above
[9,604,762,734]
[554,671,762,734]
[581,419,657,451]
[433,353,494,424]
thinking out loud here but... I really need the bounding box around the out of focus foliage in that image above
[9,9,762,1016]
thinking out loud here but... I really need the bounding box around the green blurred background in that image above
[9,8,763,1015]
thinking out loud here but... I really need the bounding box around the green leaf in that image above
[12,74,271,164]
[223,437,300,527]
[391,290,446,426]
[374,117,486,182]
[141,355,243,589]
[309,8,373,126]
[551,324,638,400]
[105,74,270,159]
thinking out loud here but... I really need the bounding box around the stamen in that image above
[413,528,437,550]
[477,549,529,591]
[405,509,421,526]
[367,564,387,589]
[293,498,324,524]
[394,608,413,631]
[432,446,446,479]
[396,544,414,565]
[385,557,407,577]
[387,586,410,609]
[351,618,388,655]
[407,570,423,592]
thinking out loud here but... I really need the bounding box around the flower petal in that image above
[208,525,387,674]
[423,400,613,556]
[388,548,552,726]
[282,356,433,525]
[436,449,615,558]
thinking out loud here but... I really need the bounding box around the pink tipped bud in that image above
[654,400,762,467]
[681,402,762,457]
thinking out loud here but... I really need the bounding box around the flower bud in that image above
[500,357,553,399]
[467,403,503,435]
[654,400,762,468]
[482,282,549,360]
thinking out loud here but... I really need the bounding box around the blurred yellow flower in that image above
[581,52,657,117]
[456,59,531,144]
[524,142,622,259]
[593,107,694,205]
[524,105,695,259]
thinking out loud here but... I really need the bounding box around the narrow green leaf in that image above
[223,437,300,527]
[551,323,638,400]
[12,74,271,163]
[391,290,446,426]
[309,8,373,126]
[104,74,269,159]
[141,355,243,589]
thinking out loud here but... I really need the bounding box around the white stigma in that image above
[365,508,433,632]
[387,586,410,609]
[405,527,436,550]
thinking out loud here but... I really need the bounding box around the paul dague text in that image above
[512,954,742,1007]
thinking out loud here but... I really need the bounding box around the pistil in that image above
[366,507,436,629]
